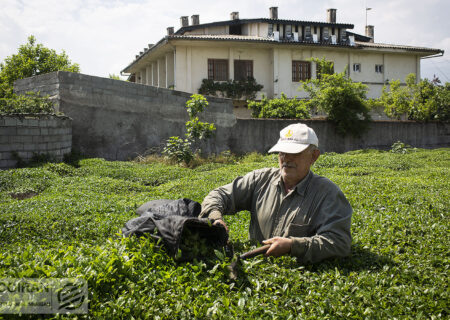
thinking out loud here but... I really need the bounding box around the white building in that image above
[121,7,443,99]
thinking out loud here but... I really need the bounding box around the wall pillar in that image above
[186,47,192,92]
[158,58,166,88]
[166,52,175,88]
[229,47,234,80]
[141,68,147,85]
[152,62,158,86]
[273,48,279,97]
[146,66,152,85]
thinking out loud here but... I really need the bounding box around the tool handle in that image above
[240,244,271,260]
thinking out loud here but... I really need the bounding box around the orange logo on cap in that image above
[285,129,293,138]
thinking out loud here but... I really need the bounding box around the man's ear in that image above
[311,149,320,164]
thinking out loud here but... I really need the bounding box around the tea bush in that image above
[0,149,448,319]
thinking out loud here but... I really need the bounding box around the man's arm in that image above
[199,170,259,220]
[288,188,352,264]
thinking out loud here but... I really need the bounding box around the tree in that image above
[0,36,80,98]
[379,73,449,121]
[301,70,371,137]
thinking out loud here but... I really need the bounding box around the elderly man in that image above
[200,123,352,264]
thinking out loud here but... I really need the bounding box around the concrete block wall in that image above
[13,72,449,161]
[15,72,235,160]
[0,114,72,169]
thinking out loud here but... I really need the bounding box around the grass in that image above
[0,148,448,319]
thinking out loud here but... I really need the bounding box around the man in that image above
[200,123,352,264]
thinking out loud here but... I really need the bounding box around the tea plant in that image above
[0,149,448,319]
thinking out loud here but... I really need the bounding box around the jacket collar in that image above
[273,169,313,196]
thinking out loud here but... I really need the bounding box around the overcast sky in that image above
[1,0,449,82]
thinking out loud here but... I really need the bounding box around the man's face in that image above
[278,147,320,186]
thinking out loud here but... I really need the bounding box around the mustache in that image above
[282,162,297,168]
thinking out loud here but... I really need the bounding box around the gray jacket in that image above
[200,168,352,264]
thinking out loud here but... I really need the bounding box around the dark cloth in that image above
[122,198,228,257]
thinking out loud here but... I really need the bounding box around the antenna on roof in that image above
[365,7,372,27]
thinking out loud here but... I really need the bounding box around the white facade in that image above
[122,10,442,99]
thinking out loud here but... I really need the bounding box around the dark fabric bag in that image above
[122,198,228,258]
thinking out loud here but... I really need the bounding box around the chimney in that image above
[269,7,278,19]
[191,14,200,25]
[180,16,189,28]
[167,27,174,35]
[327,8,336,23]
[230,11,239,20]
[365,25,374,42]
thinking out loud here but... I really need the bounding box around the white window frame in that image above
[353,63,361,72]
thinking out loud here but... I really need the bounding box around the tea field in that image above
[0,148,448,319]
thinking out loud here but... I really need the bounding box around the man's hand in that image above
[213,219,228,233]
[263,237,292,257]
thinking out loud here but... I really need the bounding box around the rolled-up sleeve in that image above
[199,171,258,219]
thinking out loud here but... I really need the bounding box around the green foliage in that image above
[309,57,335,79]
[0,91,54,114]
[390,141,417,154]
[0,36,80,99]
[301,71,371,137]
[109,74,121,80]
[379,73,449,121]
[198,77,263,100]
[163,94,216,165]
[247,93,311,119]
[163,136,194,165]
[0,149,448,318]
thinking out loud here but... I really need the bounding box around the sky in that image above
[1,0,449,82]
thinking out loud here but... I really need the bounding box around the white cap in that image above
[268,123,318,154]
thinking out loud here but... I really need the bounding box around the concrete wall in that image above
[231,119,449,154]
[14,71,236,160]
[14,71,449,161]
[0,114,72,169]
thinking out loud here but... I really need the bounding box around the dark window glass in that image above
[292,61,311,81]
[234,60,253,81]
[230,24,242,35]
[208,59,229,81]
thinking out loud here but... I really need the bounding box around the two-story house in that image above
[121,7,443,99]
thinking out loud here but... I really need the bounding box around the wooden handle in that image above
[239,244,271,260]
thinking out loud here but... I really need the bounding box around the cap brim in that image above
[268,142,310,154]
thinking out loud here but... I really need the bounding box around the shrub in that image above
[379,74,449,121]
[247,93,311,119]
[301,71,371,137]
[198,77,263,100]
[163,94,216,165]
[0,91,54,114]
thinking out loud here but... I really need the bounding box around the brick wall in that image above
[0,114,72,169]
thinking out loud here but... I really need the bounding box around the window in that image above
[268,24,273,36]
[208,59,228,81]
[292,61,311,81]
[323,27,329,40]
[353,63,361,72]
[285,25,292,38]
[340,29,347,42]
[375,64,383,73]
[234,60,253,81]
[230,24,242,35]
[305,26,311,39]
